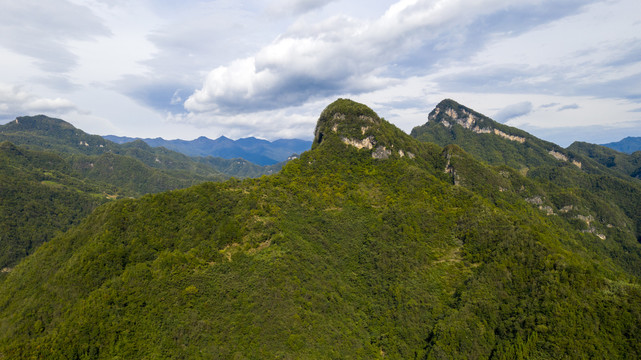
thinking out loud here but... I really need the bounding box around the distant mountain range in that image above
[601,136,641,154]
[0,115,286,270]
[0,115,286,180]
[103,135,312,166]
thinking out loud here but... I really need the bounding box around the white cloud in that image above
[0,84,79,117]
[24,98,78,113]
[1,0,638,145]
[494,102,533,122]
[182,0,596,119]
[169,100,322,140]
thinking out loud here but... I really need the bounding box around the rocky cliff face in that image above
[428,99,526,144]
[412,99,587,170]
[313,98,416,160]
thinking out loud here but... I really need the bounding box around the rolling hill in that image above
[568,140,641,179]
[0,141,110,271]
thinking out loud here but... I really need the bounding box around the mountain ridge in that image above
[601,136,641,154]
[0,115,284,270]
[0,114,284,178]
[411,99,578,169]
[1,99,641,358]
[103,134,312,166]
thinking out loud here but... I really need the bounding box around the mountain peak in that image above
[312,98,417,160]
[313,98,381,146]
[426,99,528,144]
[313,99,381,145]
[3,115,76,133]
[412,100,586,170]
[429,99,487,130]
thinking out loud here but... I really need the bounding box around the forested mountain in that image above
[0,116,280,274]
[104,134,311,166]
[0,115,284,179]
[1,99,640,358]
[602,136,641,154]
[0,142,109,271]
[411,99,641,241]
[410,99,576,169]
[568,141,641,179]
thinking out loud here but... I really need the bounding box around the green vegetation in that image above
[411,99,641,246]
[568,141,641,179]
[1,99,640,358]
[0,115,283,271]
[0,115,283,179]
[410,99,567,170]
[0,142,108,271]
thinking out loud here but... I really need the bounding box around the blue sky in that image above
[0,0,640,146]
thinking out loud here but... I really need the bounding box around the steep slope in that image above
[412,99,641,244]
[1,99,640,359]
[569,141,641,179]
[0,142,109,272]
[411,99,582,170]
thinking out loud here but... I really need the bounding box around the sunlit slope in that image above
[1,99,640,359]
[413,99,641,263]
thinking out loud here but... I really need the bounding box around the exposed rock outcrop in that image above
[429,99,527,144]
[314,98,418,160]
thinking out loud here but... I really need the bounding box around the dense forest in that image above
[0,142,108,271]
[0,116,284,271]
[1,99,640,358]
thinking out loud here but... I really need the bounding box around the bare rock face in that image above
[313,98,417,160]
[429,99,527,144]
[313,99,382,148]
[372,146,392,159]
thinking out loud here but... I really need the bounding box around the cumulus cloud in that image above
[0,84,78,118]
[3,0,628,142]
[493,101,533,122]
[183,35,393,114]
[184,0,592,118]
[168,101,321,140]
